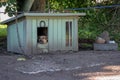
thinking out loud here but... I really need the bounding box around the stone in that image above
[99,31,110,43]
[17,57,26,61]
[96,37,105,44]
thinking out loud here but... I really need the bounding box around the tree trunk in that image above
[31,0,46,12]
[23,0,34,12]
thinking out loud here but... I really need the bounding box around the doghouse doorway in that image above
[37,20,48,53]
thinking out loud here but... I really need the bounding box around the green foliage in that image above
[0,0,17,17]
[78,0,120,47]
[49,0,91,12]
[0,25,7,37]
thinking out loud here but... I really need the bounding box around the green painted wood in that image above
[8,24,18,52]
[61,18,66,50]
[53,19,58,50]
[57,19,62,50]
[18,21,24,47]
[32,19,37,54]
[14,21,24,53]
[48,19,54,51]
[7,25,11,51]
[23,20,26,49]
[71,19,74,50]
[8,21,25,53]
[73,18,78,51]
[25,18,32,54]
[11,24,16,51]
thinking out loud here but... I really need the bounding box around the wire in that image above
[66,4,120,10]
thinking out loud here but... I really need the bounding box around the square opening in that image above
[37,27,48,44]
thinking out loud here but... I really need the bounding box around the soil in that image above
[0,38,120,80]
[0,51,120,80]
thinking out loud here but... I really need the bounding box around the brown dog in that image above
[38,36,48,44]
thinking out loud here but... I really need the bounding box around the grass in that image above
[0,25,7,37]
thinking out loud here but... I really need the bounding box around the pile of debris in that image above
[94,31,118,51]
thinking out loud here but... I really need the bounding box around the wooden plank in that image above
[15,21,22,53]
[53,19,58,50]
[57,19,62,50]
[7,25,11,51]
[18,21,24,47]
[11,24,16,51]
[23,20,26,49]
[73,18,78,51]
[25,18,32,54]
[32,19,37,54]
[61,18,65,50]
[48,19,54,51]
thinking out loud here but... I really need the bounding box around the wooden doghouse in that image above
[3,13,86,54]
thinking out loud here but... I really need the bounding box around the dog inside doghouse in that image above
[37,27,48,44]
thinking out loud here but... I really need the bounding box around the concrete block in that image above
[94,43,118,51]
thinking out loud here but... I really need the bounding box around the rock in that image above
[17,57,26,61]
[99,31,110,43]
[96,37,105,44]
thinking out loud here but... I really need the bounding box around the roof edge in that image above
[1,13,86,24]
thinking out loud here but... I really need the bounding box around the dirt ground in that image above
[0,50,120,80]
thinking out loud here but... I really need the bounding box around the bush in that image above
[0,25,7,37]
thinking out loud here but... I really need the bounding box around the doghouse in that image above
[2,13,86,54]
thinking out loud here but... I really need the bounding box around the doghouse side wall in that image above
[48,17,78,51]
[7,20,26,53]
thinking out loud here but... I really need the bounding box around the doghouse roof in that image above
[2,13,86,24]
